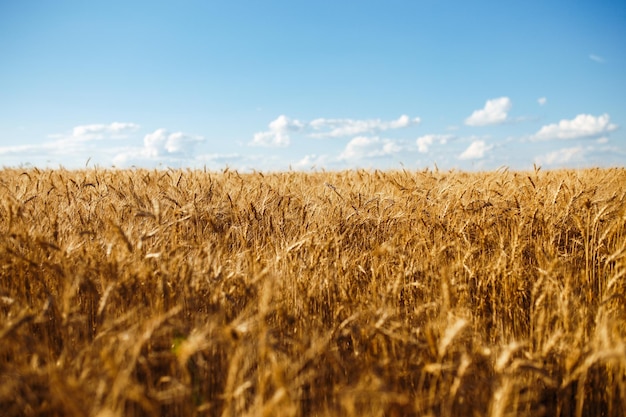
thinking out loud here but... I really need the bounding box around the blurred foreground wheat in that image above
[1,167,625,416]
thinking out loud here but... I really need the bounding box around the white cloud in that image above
[251,114,420,146]
[0,122,142,167]
[251,130,289,147]
[538,97,547,106]
[458,140,493,160]
[589,54,605,63]
[531,113,617,141]
[0,143,51,156]
[143,129,202,157]
[188,153,284,171]
[535,146,585,166]
[309,114,420,138]
[195,153,242,163]
[465,97,512,126]
[113,128,204,166]
[142,129,167,157]
[293,154,330,170]
[251,115,304,147]
[71,122,140,139]
[416,134,453,153]
[339,136,403,160]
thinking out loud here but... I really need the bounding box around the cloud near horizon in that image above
[534,146,586,166]
[339,136,403,160]
[251,114,420,147]
[251,115,304,147]
[416,134,454,153]
[459,140,493,160]
[465,97,512,126]
[0,122,141,166]
[309,115,420,138]
[531,113,617,141]
[1,106,623,171]
[113,128,204,166]
[71,122,140,139]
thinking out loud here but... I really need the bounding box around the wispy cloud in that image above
[250,115,304,147]
[339,136,403,160]
[458,140,493,160]
[194,153,278,171]
[537,97,547,106]
[71,122,140,139]
[195,153,243,164]
[293,154,330,170]
[251,114,420,147]
[309,115,420,138]
[113,128,204,166]
[535,146,585,166]
[0,122,141,167]
[465,97,512,126]
[144,129,203,157]
[531,113,617,141]
[0,143,55,156]
[589,54,605,63]
[416,134,454,153]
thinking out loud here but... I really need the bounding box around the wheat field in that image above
[0,167,625,417]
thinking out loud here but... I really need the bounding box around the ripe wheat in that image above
[1,167,625,416]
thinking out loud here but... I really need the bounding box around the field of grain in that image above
[1,167,625,416]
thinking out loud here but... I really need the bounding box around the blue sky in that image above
[1,0,624,171]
